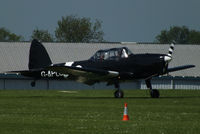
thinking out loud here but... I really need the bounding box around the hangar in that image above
[0,41,199,90]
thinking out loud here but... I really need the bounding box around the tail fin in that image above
[167,43,175,57]
[28,39,52,70]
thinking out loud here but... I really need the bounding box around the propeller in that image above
[163,43,175,74]
[164,43,175,62]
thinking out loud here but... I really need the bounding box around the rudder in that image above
[28,39,52,70]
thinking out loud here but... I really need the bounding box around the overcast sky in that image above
[0,0,200,42]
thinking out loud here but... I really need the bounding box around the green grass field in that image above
[0,89,199,134]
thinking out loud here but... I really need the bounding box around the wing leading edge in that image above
[167,65,195,73]
[47,65,119,84]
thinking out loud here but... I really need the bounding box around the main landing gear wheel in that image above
[114,81,124,98]
[150,89,160,98]
[145,79,160,98]
[114,90,124,98]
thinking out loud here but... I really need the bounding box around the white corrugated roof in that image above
[0,42,199,76]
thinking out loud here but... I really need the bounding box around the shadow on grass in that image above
[159,96,200,99]
[66,96,200,100]
[1,95,200,100]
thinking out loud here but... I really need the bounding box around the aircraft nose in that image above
[164,55,172,62]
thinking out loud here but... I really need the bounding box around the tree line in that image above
[155,26,200,44]
[0,15,104,43]
[0,15,200,44]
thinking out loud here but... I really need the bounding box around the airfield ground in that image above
[0,89,199,134]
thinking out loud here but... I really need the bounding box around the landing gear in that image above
[145,79,160,98]
[31,81,36,87]
[114,90,124,98]
[114,82,124,98]
[150,89,160,98]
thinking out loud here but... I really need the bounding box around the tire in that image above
[114,90,124,98]
[150,89,160,98]
[31,81,36,87]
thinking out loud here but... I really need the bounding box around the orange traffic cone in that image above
[122,103,129,121]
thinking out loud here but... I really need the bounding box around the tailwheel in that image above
[150,89,160,98]
[31,81,36,87]
[114,90,124,98]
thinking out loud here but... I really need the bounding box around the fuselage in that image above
[52,53,167,80]
[21,45,171,85]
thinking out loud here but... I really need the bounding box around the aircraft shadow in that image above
[70,96,200,100]
[9,95,200,100]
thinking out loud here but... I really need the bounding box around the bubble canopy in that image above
[90,47,133,61]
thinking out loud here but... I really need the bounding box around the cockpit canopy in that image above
[90,47,133,61]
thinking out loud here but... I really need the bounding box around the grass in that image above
[0,89,199,134]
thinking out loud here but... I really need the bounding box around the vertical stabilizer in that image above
[28,39,52,70]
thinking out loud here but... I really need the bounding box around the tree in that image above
[156,26,190,44]
[55,15,104,42]
[31,28,54,42]
[0,27,23,41]
[155,26,200,44]
[188,30,200,44]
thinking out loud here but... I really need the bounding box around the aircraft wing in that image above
[167,65,195,73]
[47,66,119,85]
[47,66,119,77]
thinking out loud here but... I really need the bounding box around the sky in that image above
[0,0,200,42]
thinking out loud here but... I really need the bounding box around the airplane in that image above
[7,39,195,98]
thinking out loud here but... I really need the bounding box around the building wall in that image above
[0,42,199,90]
[0,42,199,77]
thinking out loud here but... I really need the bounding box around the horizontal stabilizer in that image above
[167,65,195,73]
[5,69,42,78]
[5,70,31,75]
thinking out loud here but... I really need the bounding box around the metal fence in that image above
[0,74,200,90]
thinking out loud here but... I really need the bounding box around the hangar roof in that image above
[0,42,199,77]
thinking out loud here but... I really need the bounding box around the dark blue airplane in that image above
[9,39,195,98]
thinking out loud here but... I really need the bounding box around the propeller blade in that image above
[167,43,175,57]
